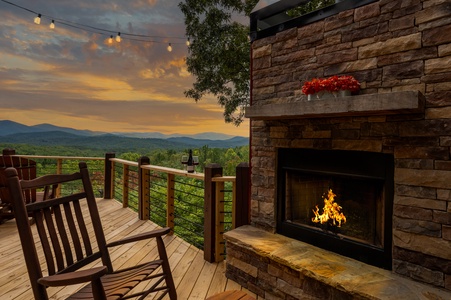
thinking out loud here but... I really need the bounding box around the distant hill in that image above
[0,120,100,136]
[0,120,249,151]
[115,131,239,140]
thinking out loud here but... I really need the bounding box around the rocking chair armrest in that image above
[38,266,108,287]
[106,227,171,248]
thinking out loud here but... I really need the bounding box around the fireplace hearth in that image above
[277,148,394,269]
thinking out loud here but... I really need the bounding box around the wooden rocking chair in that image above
[5,161,177,300]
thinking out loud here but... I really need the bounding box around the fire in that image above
[312,189,346,227]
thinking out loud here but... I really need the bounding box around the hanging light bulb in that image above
[167,43,172,52]
[186,38,190,46]
[49,20,55,29]
[115,32,121,42]
[34,14,41,25]
[108,35,113,44]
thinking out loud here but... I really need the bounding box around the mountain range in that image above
[0,120,249,150]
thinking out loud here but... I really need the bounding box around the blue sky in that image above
[0,0,249,136]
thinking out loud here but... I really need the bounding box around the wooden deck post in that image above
[122,165,129,208]
[204,163,223,263]
[215,180,225,261]
[235,162,250,227]
[138,156,150,220]
[55,158,63,197]
[167,174,175,234]
[104,153,115,199]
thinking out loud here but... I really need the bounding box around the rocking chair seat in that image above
[66,261,164,299]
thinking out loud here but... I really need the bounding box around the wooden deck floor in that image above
[0,198,257,299]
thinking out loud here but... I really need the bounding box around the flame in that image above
[312,189,346,227]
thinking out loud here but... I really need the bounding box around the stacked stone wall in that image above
[249,0,451,290]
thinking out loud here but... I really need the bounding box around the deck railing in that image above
[9,150,250,263]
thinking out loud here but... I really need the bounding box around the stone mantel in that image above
[245,91,425,120]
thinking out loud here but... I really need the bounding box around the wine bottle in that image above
[187,149,194,173]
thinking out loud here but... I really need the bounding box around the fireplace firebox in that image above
[277,148,394,269]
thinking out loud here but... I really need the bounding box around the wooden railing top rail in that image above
[109,158,138,167]
[139,163,236,183]
[212,176,235,183]
[14,155,103,161]
[13,155,236,183]
[140,164,206,180]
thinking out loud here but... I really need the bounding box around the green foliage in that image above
[2,143,249,176]
[179,0,258,126]
[140,146,249,176]
[0,143,104,157]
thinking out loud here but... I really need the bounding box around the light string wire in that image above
[0,0,189,45]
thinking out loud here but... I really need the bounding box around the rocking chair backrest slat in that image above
[43,207,66,272]
[80,167,110,268]
[53,205,74,266]
[63,201,84,260]
[74,199,94,256]
[34,211,56,275]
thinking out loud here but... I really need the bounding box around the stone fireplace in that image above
[224,0,451,299]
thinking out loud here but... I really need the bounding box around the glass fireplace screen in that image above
[284,171,385,248]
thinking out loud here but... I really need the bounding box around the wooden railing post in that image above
[215,180,225,262]
[56,159,63,175]
[104,153,115,199]
[55,158,63,197]
[122,165,129,208]
[204,163,223,263]
[138,156,150,220]
[235,162,250,228]
[167,174,175,234]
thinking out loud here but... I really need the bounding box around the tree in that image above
[179,0,338,126]
[179,0,257,126]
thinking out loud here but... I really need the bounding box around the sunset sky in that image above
[0,0,250,137]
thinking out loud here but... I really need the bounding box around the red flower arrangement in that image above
[302,75,360,95]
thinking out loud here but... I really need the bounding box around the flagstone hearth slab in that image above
[244,91,425,119]
[224,225,451,299]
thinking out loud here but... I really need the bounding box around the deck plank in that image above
[205,261,228,298]
[0,198,246,299]
[175,249,206,299]
[189,260,220,299]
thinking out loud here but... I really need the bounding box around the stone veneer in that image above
[225,0,451,297]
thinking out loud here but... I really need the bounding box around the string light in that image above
[1,0,191,50]
[34,13,41,25]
